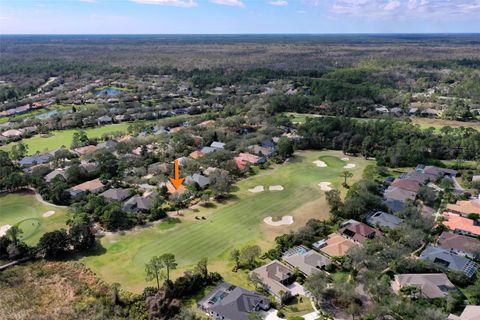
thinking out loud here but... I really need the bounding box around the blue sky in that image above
[1,0,480,34]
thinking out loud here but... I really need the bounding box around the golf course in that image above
[0,190,68,245]
[81,150,371,292]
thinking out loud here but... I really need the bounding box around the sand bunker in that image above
[42,210,55,218]
[0,224,12,237]
[248,185,265,193]
[312,160,327,167]
[318,182,332,191]
[269,185,284,191]
[344,163,356,169]
[341,157,350,161]
[263,216,294,226]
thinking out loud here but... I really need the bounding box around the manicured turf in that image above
[81,150,371,292]
[0,191,68,245]
[0,123,131,155]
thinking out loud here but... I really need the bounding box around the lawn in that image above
[0,123,131,155]
[81,150,371,292]
[0,190,68,245]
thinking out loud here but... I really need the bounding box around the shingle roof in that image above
[419,245,478,277]
[384,186,417,202]
[446,200,480,216]
[210,141,225,149]
[283,250,330,276]
[392,178,422,193]
[339,220,381,243]
[251,260,293,297]
[367,211,403,229]
[392,273,456,299]
[437,232,480,259]
[101,188,131,201]
[317,233,356,257]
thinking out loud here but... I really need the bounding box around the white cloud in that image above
[79,0,96,3]
[131,0,198,7]
[297,9,307,14]
[384,0,400,11]
[269,0,288,6]
[210,0,245,7]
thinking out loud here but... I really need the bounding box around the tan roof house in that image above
[250,260,294,301]
[448,305,480,320]
[283,249,330,276]
[314,233,356,257]
[391,273,456,299]
[67,178,105,198]
[446,200,480,216]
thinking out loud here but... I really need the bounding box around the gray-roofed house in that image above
[367,211,404,230]
[97,140,118,150]
[210,141,225,149]
[200,146,217,154]
[384,186,417,202]
[391,273,457,299]
[198,282,270,320]
[44,168,69,183]
[283,249,330,277]
[437,232,480,260]
[383,199,407,214]
[122,192,156,212]
[419,245,478,278]
[185,173,210,189]
[250,260,294,301]
[100,188,132,203]
[19,154,52,167]
[97,115,113,125]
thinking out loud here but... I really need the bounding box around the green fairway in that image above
[81,150,371,292]
[0,191,68,245]
[0,123,131,155]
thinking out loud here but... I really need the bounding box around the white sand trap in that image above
[312,160,327,167]
[341,157,350,161]
[248,185,265,193]
[318,182,332,191]
[269,185,284,191]
[263,216,294,226]
[0,224,12,237]
[344,163,356,169]
[42,210,55,218]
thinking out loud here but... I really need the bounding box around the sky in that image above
[1,0,480,34]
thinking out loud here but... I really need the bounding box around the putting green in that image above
[81,150,371,292]
[0,191,68,244]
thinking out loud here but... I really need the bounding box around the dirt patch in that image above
[344,163,356,169]
[263,216,294,226]
[248,185,264,193]
[341,157,350,161]
[318,182,332,191]
[312,160,327,167]
[42,210,55,218]
[0,225,12,237]
[269,185,284,191]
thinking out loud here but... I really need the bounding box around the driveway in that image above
[287,282,308,296]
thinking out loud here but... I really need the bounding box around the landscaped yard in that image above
[81,150,371,292]
[0,190,68,245]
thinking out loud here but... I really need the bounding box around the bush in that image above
[276,310,285,318]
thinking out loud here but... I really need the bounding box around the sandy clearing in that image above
[248,185,265,193]
[344,163,356,169]
[263,216,294,226]
[269,185,284,191]
[341,157,350,161]
[318,182,332,191]
[312,160,327,167]
[0,224,12,237]
[42,210,55,218]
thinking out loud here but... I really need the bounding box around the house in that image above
[176,156,189,167]
[402,171,433,184]
[198,282,270,320]
[383,198,407,214]
[210,141,225,150]
[80,161,98,174]
[375,106,389,113]
[100,188,132,202]
[248,145,276,157]
[203,167,218,176]
[437,232,480,260]
[74,145,98,155]
[185,173,210,189]
[234,152,265,170]
[416,164,457,178]
[313,233,356,257]
[446,200,480,216]
[189,150,204,160]
[122,192,156,212]
[19,154,52,167]
[419,245,478,277]
[282,247,330,277]
[366,211,403,230]
[448,305,480,320]
[97,140,118,150]
[148,162,169,174]
[160,181,187,195]
[472,174,480,183]
[1,129,23,138]
[44,168,68,183]
[200,146,217,154]
[97,115,113,125]
[339,220,381,243]
[391,273,456,299]
[441,212,480,237]
[198,120,216,126]
[384,186,417,202]
[67,178,105,198]
[250,260,294,301]
[391,178,422,193]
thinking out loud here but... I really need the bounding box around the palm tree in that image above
[160,253,177,282]
[341,170,354,187]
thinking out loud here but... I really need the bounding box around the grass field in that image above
[0,123,131,155]
[81,150,371,292]
[0,190,68,245]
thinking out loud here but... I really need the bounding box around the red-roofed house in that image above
[442,212,480,237]
[234,152,265,170]
[339,220,381,243]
